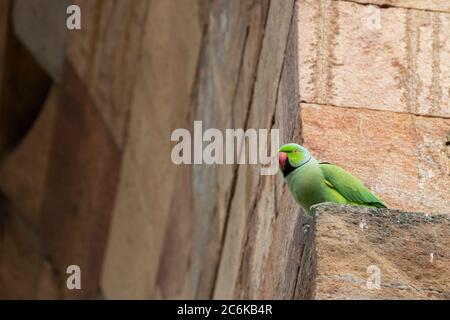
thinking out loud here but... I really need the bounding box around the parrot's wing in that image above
[319,162,386,208]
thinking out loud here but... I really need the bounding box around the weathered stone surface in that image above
[242,3,304,300]
[100,0,203,299]
[67,0,149,148]
[191,0,271,299]
[191,0,256,299]
[213,0,297,299]
[300,204,450,299]
[0,87,57,227]
[300,103,450,215]
[351,0,450,13]
[13,0,69,82]
[298,0,450,118]
[155,165,195,299]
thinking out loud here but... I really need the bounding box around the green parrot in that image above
[278,143,386,214]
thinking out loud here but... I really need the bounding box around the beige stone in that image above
[66,0,149,148]
[100,0,203,299]
[154,166,195,299]
[213,0,296,299]
[190,0,265,298]
[351,0,450,13]
[300,204,450,299]
[297,0,450,118]
[39,70,121,299]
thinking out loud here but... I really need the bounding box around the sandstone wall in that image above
[0,0,448,299]
[300,204,449,299]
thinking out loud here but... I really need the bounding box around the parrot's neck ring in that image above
[283,154,312,178]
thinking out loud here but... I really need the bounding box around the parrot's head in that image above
[278,143,311,177]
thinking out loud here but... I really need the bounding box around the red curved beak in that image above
[278,151,287,169]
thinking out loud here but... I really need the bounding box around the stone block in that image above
[297,0,450,118]
[299,203,450,299]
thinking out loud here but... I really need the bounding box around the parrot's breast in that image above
[285,159,347,214]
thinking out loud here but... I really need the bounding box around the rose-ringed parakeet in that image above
[278,143,386,214]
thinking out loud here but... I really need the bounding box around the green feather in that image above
[319,162,386,208]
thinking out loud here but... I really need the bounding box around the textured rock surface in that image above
[101,0,204,299]
[351,0,450,12]
[298,0,450,118]
[66,0,148,148]
[300,203,450,299]
[206,0,297,300]
[35,67,122,299]
[189,0,271,299]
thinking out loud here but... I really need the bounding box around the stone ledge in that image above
[298,203,450,299]
[348,0,450,13]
